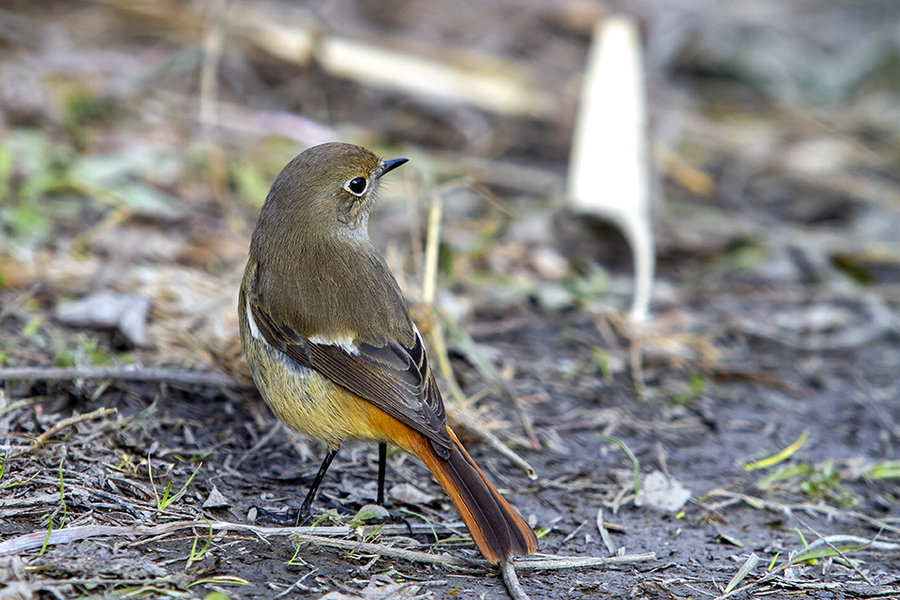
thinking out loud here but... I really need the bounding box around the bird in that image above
[238,142,538,563]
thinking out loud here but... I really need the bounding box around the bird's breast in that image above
[241,310,389,445]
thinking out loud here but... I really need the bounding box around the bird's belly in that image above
[247,341,379,444]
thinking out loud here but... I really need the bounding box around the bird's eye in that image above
[346,177,367,195]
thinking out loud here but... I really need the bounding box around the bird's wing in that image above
[250,303,453,452]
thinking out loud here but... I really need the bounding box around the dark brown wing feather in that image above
[251,304,453,454]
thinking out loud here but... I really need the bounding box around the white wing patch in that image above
[246,300,263,341]
[309,334,359,355]
[413,324,424,347]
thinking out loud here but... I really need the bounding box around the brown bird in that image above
[238,142,537,563]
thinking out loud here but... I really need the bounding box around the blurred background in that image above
[2,0,899,362]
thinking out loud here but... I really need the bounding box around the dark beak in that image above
[379,157,408,177]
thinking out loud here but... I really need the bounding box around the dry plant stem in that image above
[199,0,224,138]
[428,313,467,404]
[0,523,409,557]
[803,535,899,553]
[0,366,244,389]
[23,406,117,453]
[439,313,541,469]
[501,560,531,600]
[629,336,646,401]
[199,0,229,210]
[420,191,465,402]
[102,0,554,116]
[772,581,900,595]
[422,192,442,306]
[274,569,319,599]
[567,16,654,320]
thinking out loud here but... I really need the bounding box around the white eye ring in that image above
[344,176,368,196]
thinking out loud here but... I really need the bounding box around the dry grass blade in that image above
[719,553,759,598]
[743,429,809,471]
[596,508,617,555]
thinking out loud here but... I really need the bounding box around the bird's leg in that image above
[296,444,339,525]
[371,442,412,535]
[376,441,387,506]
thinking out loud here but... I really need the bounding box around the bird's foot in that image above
[350,503,414,535]
[251,505,299,525]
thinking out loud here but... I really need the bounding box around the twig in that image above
[0,366,245,388]
[102,0,555,118]
[0,519,656,573]
[274,568,318,598]
[289,532,475,568]
[23,407,117,453]
[0,522,382,557]
[736,294,897,351]
[513,552,656,570]
[501,560,530,600]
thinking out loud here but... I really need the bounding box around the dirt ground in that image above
[1,1,899,599]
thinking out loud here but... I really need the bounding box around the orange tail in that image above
[404,426,538,563]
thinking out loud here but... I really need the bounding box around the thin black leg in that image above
[297,445,339,525]
[376,442,387,506]
[374,442,411,535]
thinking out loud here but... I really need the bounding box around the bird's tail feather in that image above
[412,427,538,563]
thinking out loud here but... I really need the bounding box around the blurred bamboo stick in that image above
[567,15,655,321]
